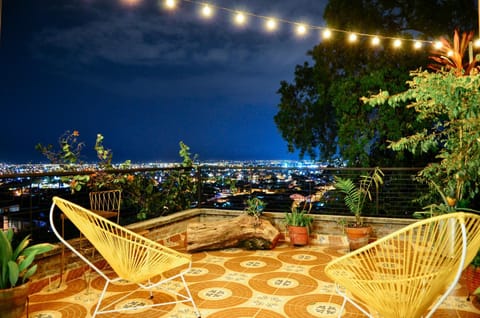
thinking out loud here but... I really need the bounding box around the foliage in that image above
[471,250,480,268]
[37,131,199,220]
[0,229,54,289]
[153,142,198,219]
[284,202,314,227]
[36,131,132,192]
[413,180,479,218]
[365,30,480,211]
[275,0,477,166]
[334,167,384,226]
[35,130,85,166]
[429,30,479,76]
[122,173,162,220]
[244,197,266,224]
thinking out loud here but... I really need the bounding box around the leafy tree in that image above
[275,0,478,166]
[365,30,480,210]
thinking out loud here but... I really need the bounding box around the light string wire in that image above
[160,0,480,51]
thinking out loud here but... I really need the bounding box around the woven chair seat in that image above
[325,212,480,318]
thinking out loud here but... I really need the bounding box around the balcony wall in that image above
[32,207,416,293]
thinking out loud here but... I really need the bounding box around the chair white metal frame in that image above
[325,212,480,318]
[49,196,201,317]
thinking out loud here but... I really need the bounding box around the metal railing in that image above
[0,164,425,242]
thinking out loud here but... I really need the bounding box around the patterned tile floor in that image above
[24,242,480,318]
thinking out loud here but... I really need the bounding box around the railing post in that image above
[196,166,202,207]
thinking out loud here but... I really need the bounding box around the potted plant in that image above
[334,167,384,250]
[284,202,314,246]
[0,229,54,318]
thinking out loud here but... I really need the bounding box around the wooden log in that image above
[186,214,280,252]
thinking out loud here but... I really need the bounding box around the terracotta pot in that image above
[0,282,30,318]
[288,225,309,246]
[345,226,371,250]
[465,265,480,300]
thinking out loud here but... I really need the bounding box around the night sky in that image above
[0,0,327,164]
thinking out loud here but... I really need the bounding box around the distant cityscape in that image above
[0,159,422,244]
[0,159,344,175]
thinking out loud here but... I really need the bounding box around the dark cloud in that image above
[0,0,327,163]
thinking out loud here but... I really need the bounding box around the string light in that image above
[348,33,358,43]
[121,0,141,6]
[234,12,246,25]
[164,0,176,9]
[296,24,307,36]
[159,0,476,53]
[201,4,213,17]
[265,18,277,31]
[322,29,332,39]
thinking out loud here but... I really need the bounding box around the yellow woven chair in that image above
[89,189,122,223]
[49,196,201,317]
[325,212,480,318]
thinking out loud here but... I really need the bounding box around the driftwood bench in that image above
[186,214,280,252]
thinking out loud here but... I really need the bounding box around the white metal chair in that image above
[58,190,122,285]
[325,212,480,318]
[49,196,201,317]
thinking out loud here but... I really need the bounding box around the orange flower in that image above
[72,130,80,136]
[446,196,456,207]
[127,174,134,182]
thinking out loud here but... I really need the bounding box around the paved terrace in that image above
[25,237,480,318]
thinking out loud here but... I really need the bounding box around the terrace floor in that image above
[25,241,480,318]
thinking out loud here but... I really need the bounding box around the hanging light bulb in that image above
[392,39,402,48]
[165,0,175,9]
[201,4,213,17]
[234,12,246,25]
[296,24,307,36]
[371,36,380,46]
[474,39,480,48]
[433,41,443,50]
[121,0,141,6]
[348,33,357,42]
[413,41,423,49]
[265,18,277,31]
[322,29,332,39]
